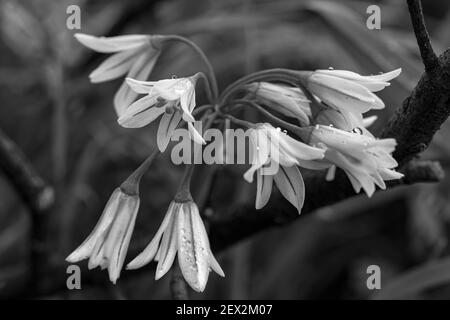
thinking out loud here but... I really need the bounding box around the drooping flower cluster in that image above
[244,68,403,198]
[70,31,405,295]
[299,125,403,196]
[66,152,223,292]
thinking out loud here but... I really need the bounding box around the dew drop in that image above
[172,75,178,79]
[352,127,363,135]
[328,67,334,70]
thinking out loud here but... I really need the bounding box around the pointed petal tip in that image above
[189,282,206,293]
[65,249,87,263]
[65,254,77,263]
[125,77,135,85]
[214,266,225,278]
[183,113,196,123]
[154,269,168,281]
[73,33,84,40]
[157,142,168,153]
[243,172,254,183]
[392,68,402,76]
[109,275,118,285]
[125,260,139,270]
[88,72,104,84]
[74,33,89,41]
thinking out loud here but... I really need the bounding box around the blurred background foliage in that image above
[0,0,450,299]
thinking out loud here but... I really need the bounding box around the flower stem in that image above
[121,149,159,195]
[192,104,213,116]
[163,35,219,102]
[174,112,218,202]
[195,72,215,105]
[232,99,303,134]
[224,114,256,128]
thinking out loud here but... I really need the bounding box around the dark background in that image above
[0,0,450,299]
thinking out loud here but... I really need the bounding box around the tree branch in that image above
[381,49,450,164]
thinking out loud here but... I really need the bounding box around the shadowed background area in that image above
[0,0,450,299]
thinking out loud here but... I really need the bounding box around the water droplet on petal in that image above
[328,67,334,70]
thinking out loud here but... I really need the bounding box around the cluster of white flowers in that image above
[247,68,403,199]
[67,33,403,293]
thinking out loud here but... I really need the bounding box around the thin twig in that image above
[407,0,440,73]
[0,127,54,292]
[0,128,54,213]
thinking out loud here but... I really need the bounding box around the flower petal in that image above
[315,68,401,92]
[249,82,311,125]
[244,129,270,182]
[66,188,122,263]
[118,96,165,128]
[273,165,305,214]
[75,33,149,53]
[104,196,140,283]
[308,73,384,113]
[177,203,210,292]
[255,168,273,209]
[87,239,107,270]
[125,77,156,94]
[127,203,176,270]
[155,205,178,280]
[157,110,182,152]
[114,50,160,115]
[180,89,196,122]
[325,165,336,181]
[89,48,143,83]
[188,122,206,145]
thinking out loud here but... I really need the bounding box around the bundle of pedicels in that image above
[67,33,403,292]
